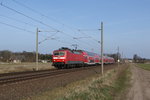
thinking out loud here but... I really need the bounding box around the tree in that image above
[0,50,12,62]
[133,54,138,62]
[133,54,145,63]
[107,53,121,62]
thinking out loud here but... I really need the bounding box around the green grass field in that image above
[137,64,150,71]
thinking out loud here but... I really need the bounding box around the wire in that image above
[0,21,35,34]
[0,14,61,37]
[0,2,59,31]
[78,30,100,43]
[1,2,77,38]
[0,1,95,50]
[0,21,74,47]
[0,21,52,37]
[38,31,59,44]
[12,0,42,15]
[11,0,74,30]
[0,14,37,28]
[1,2,99,50]
[78,29,100,31]
[11,0,100,44]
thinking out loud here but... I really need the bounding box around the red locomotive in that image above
[52,47,114,68]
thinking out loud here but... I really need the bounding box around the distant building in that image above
[13,59,21,63]
[40,60,48,63]
[10,55,25,63]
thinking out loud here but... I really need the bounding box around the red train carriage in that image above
[108,57,115,64]
[99,56,115,64]
[82,51,100,65]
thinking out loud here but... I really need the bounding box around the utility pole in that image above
[122,51,123,63]
[36,28,39,71]
[117,46,120,67]
[35,29,58,71]
[101,22,104,75]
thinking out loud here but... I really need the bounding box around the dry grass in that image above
[23,67,120,100]
[0,62,54,74]
[22,64,131,100]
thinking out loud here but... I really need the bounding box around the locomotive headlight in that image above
[54,60,55,61]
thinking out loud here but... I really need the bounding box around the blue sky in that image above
[0,0,150,58]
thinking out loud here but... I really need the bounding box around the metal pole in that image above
[75,44,77,50]
[101,22,104,75]
[36,28,39,70]
[117,46,119,67]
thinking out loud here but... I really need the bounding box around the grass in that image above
[59,67,131,100]
[24,64,131,100]
[112,67,131,100]
[0,62,54,74]
[137,63,150,71]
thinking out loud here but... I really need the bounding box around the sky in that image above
[0,0,150,58]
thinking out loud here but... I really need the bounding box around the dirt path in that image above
[126,64,150,100]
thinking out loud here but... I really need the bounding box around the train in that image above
[52,47,115,69]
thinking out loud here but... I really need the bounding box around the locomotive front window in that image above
[59,52,65,55]
[54,52,65,56]
[54,52,59,56]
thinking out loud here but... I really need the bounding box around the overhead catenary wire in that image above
[78,29,100,43]
[0,21,96,52]
[11,0,100,45]
[0,14,38,28]
[0,2,58,32]
[0,21,57,38]
[0,3,83,48]
[0,19,91,49]
[10,0,99,47]
[0,21,35,35]
[38,31,59,44]
[0,2,79,40]
[0,21,74,47]
[11,0,78,32]
[1,3,89,45]
[0,14,61,37]
[1,1,99,51]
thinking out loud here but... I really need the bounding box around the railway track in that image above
[0,66,100,85]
